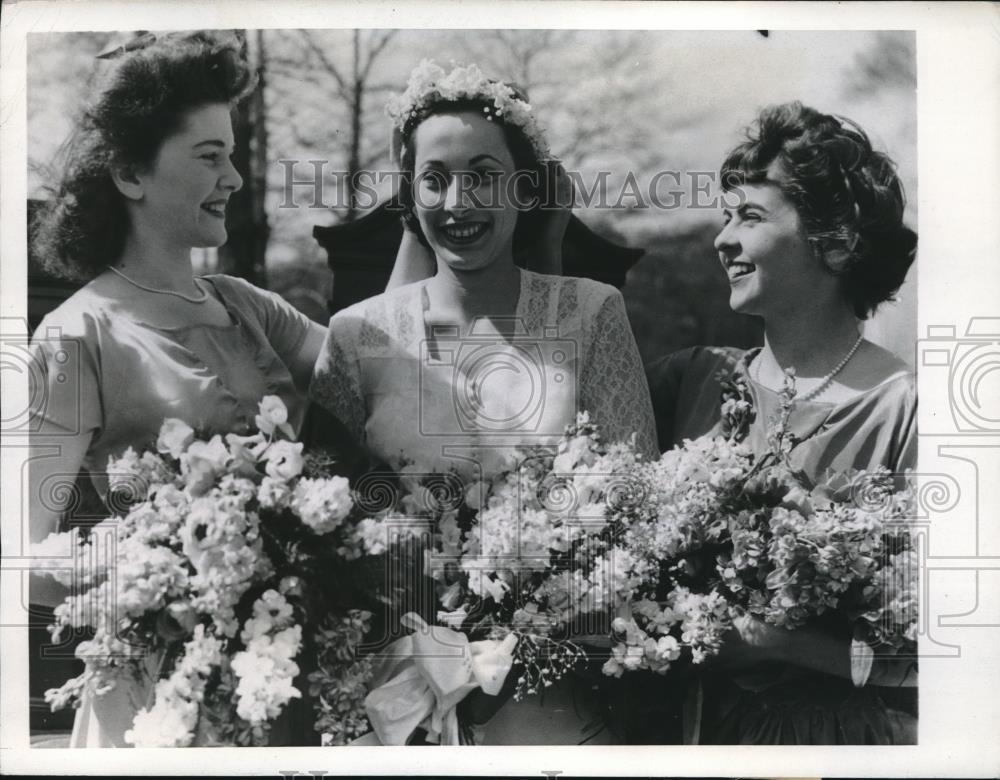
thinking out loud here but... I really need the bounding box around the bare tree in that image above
[451,29,569,94]
[219,31,270,284]
[448,30,685,171]
[267,29,398,222]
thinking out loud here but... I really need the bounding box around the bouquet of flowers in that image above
[331,412,658,744]
[328,462,543,743]
[36,397,374,746]
[430,412,659,700]
[607,370,918,685]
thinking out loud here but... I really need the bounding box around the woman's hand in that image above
[386,229,436,289]
[523,161,573,275]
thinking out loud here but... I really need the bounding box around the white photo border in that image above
[2,1,999,776]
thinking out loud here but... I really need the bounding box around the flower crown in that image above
[386,60,552,162]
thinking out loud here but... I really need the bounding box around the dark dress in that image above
[646,345,918,745]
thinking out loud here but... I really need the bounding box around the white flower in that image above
[226,431,268,475]
[257,476,292,510]
[30,531,82,587]
[115,539,189,617]
[179,497,224,570]
[180,435,230,495]
[255,395,294,438]
[552,434,596,474]
[386,60,552,161]
[241,590,295,643]
[291,476,353,535]
[268,625,302,660]
[153,482,188,510]
[126,693,198,747]
[156,418,195,459]
[353,517,388,555]
[107,447,171,502]
[622,643,644,671]
[262,440,305,481]
[231,621,303,726]
[650,635,681,664]
[125,625,222,747]
[218,474,257,505]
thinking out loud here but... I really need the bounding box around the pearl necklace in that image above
[755,333,865,403]
[109,266,208,304]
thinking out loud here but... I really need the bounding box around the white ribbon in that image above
[363,613,517,745]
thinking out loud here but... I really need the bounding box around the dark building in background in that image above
[313,198,644,315]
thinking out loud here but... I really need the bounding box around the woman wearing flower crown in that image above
[647,102,918,744]
[310,60,658,744]
[29,32,327,747]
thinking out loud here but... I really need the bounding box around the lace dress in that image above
[311,269,658,743]
[647,345,918,744]
[311,269,657,478]
[30,275,314,747]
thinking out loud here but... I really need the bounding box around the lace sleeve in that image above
[580,290,659,459]
[308,314,367,445]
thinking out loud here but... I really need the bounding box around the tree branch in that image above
[298,30,350,101]
[361,29,397,81]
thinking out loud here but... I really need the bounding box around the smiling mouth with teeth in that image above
[441,222,488,244]
[727,261,756,280]
[202,201,227,218]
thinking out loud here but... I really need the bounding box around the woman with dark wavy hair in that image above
[311,61,657,745]
[29,31,326,746]
[648,102,918,744]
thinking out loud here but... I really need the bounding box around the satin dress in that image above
[31,274,314,747]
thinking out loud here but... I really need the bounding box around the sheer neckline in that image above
[418,268,528,341]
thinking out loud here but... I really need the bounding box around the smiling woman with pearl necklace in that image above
[647,101,918,745]
[28,31,327,747]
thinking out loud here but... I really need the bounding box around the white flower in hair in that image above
[386,59,552,161]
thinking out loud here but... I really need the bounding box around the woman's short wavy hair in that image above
[721,101,917,319]
[397,92,553,259]
[33,31,256,281]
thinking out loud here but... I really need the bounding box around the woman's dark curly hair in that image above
[721,101,917,319]
[33,31,256,282]
[397,92,553,260]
